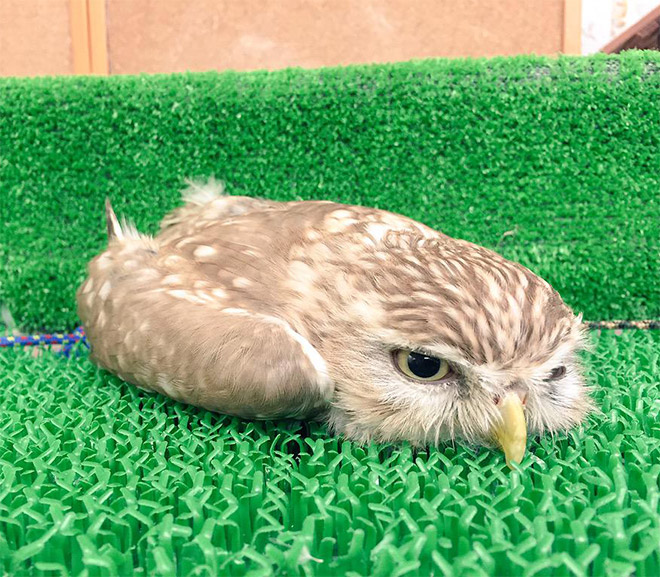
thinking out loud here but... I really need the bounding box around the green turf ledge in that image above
[0,329,658,576]
[0,52,659,330]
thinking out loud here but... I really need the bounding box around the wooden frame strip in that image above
[563,0,582,55]
[69,0,91,74]
[601,4,660,53]
[69,0,108,75]
[88,0,109,74]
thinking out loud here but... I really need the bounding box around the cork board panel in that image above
[107,0,564,74]
[0,0,72,77]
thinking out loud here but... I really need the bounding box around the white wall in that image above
[582,0,660,54]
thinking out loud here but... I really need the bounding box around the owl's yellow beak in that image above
[491,392,527,468]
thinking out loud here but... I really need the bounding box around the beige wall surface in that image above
[0,0,567,78]
[107,0,565,74]
[0,0,72,77]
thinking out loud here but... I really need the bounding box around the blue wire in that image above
[0,326,88,357]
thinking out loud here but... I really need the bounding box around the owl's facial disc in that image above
[392,349,530,467]
[389,347,524,465]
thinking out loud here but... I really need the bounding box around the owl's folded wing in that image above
[80,283,334,420]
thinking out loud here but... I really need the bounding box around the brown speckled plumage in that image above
[77,181,591,456]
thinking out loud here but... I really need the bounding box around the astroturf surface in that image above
[0,330,658,576]
[0,52,659,329]
[1,52,659,576]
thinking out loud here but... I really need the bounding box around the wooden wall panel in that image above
[563,0,582,54]
[0,0,72,77]
[106,0,565,74]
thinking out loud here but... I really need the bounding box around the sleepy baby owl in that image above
[77,181,591,466]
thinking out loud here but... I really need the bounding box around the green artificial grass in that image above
[0,329,658,576]
[1,53,660,330]
[1,53,659,576]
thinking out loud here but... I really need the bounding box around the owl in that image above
[77,181,591,467]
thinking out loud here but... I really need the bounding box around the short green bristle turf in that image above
[1,52,659,576]
[1,331,659,576]
[0,53,659,329]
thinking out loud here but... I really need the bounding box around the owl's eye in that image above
[393,349,452,382]
[547,366,567,381]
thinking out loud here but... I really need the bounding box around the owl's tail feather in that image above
[105,198,123,240]
[104,198,148,245]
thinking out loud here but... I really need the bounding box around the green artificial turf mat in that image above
[1,51,659,577]
[1,52,660,330]
[1,329,658,576]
